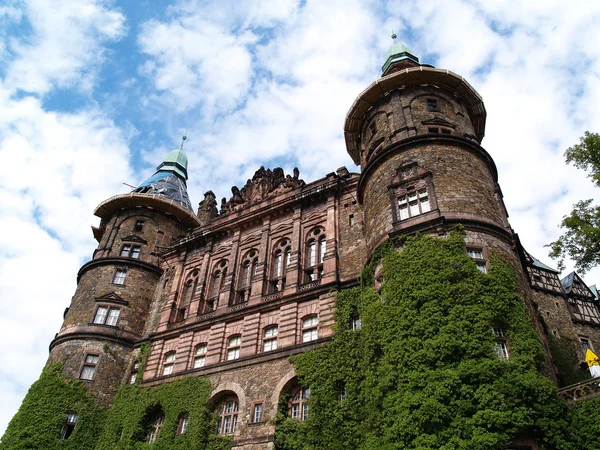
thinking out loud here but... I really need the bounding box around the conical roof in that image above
[135,137,193,211]
[381,35,420,76]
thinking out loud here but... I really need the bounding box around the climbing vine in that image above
[547,333,590,387]
[275,230,573,450]
[0,363,105,450]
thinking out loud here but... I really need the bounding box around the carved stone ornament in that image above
[219,166,305,214]
[197,190,218,226]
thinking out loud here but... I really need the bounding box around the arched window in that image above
[304,228,326,282]
[175,269,199,322]
[302,315,318,343]
[290,386,310,421]
[162,352,176,376]
[145,406,165,444]
[208,260,228,310]
[217,397,239,434]
[263,326,278,352]
[227,335,241,361]
[271,239,292,292]
[236,250,258,304]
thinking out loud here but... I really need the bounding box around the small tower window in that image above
[60,413,78,439]
[426,98,438,111]
[130,362,139,384]
[134,220,145,232]
[466,247,487,273]
[349,214,355,226]
[112,269,127,285]
[398,189,430,220]
[493,328,509,360]
[80,354,99,380]
[120,244,141,258]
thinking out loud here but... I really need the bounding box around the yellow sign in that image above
[586,349,599,367]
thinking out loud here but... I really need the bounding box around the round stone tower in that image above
[48,139,200,404]
[344,37,512,262]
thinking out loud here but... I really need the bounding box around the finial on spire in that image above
[391,31,397,43]
[179,131,187,151]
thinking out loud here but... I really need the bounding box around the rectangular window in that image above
[426,98,438,111]
[495,341,509,360]
[398,189,430,221]
[303,328,318,342]
[93,306,120,326]
[264,338,278,352]
[223,416,231,434]
[580,337,592,352]
[120,244,141,258]
[112,269,127,285]
[163,353,175,375]
[467,247,487,273]
[60,413,78,439]
[351,316,361,330]
[302,403,310,421]
[428,127,439,134]
[194,344,207,368]
[349,214,354,226]
[120,244,131,257]
[80,354,99,380]
[227,348,240,361]
[291,404,300,419]
[134,220,144,232]
[253,403,263,423]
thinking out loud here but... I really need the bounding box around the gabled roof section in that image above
[561,271,595,299]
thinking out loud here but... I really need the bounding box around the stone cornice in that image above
[49,326,139,351]
[77,257,162,283]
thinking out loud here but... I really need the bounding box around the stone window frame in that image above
[227,335,242,361]
[304,227,326,283]
[426,97,440,112]
[263,325,279,352]
[388,162,439,227]
[112,268,127,285]
[302,314,319,343]
[91,304,120,327]
[236,249,259,304]
[192,343,208,369]
[162,351,176,376]
[271,238,292,293]
[252,402,264,423]
[466,245,488,274]
[120,243,141,259]
[79,354,100,381]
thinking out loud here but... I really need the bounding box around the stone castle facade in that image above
[39,41,600,449]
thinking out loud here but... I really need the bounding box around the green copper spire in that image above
[382,34,420,76]
[156,135,188,180]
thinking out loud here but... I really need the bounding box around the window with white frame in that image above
[493,328,509,360]
[398,189,430,220]
[217,398,239,434]
[194,344,208,368]
[162,352,176,375]
[253,403,263,423]
[60,413,78,439]
[112,269,127,285]
[177,413,189,435]
[467,247,487,273]
[302,315,318,343]
[93,306,120,326]
[290,387,310,421]
[130,362,139,384]
[227,335,241,361]
[263,326,278,352]
[350,314,361,331]
[80,354,99,380]
[120,244,141,258]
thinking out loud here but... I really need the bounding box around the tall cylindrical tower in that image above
[344,39,514,265]
[48,140,200,404]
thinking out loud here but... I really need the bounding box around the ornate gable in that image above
[120,234,147,244]
[95,292,129,306]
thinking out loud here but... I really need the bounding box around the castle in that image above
[7,39,600,449]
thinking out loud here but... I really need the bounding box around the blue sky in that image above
[1,0,600,436]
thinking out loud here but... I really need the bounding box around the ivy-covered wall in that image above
[0,363,105,450]
[0,360,229,450]
[275,231,574,450]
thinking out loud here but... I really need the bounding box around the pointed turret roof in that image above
[135,136,193,211]
[381,34,420,76]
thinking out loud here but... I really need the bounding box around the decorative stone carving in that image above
[197,191,218,226]
[219,166,305,214]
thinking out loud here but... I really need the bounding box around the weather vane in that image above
[391,30,397,43]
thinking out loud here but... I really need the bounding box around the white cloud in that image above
[3,0,126,95]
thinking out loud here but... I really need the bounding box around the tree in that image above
[548,132,600,274]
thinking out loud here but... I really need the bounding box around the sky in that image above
[1,0,600,436]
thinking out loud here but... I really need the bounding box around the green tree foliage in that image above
[549,132,600,273]
[569,397,600,450]
[276,231,572,450]
[0,363,105,450]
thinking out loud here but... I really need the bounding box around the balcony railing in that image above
[557,376,600,403]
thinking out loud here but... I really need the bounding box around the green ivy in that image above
[547,333,590,387]
[0,363,105,450]
[569,397,600,450]
[95,376,230,450]
[276,230,574,450]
